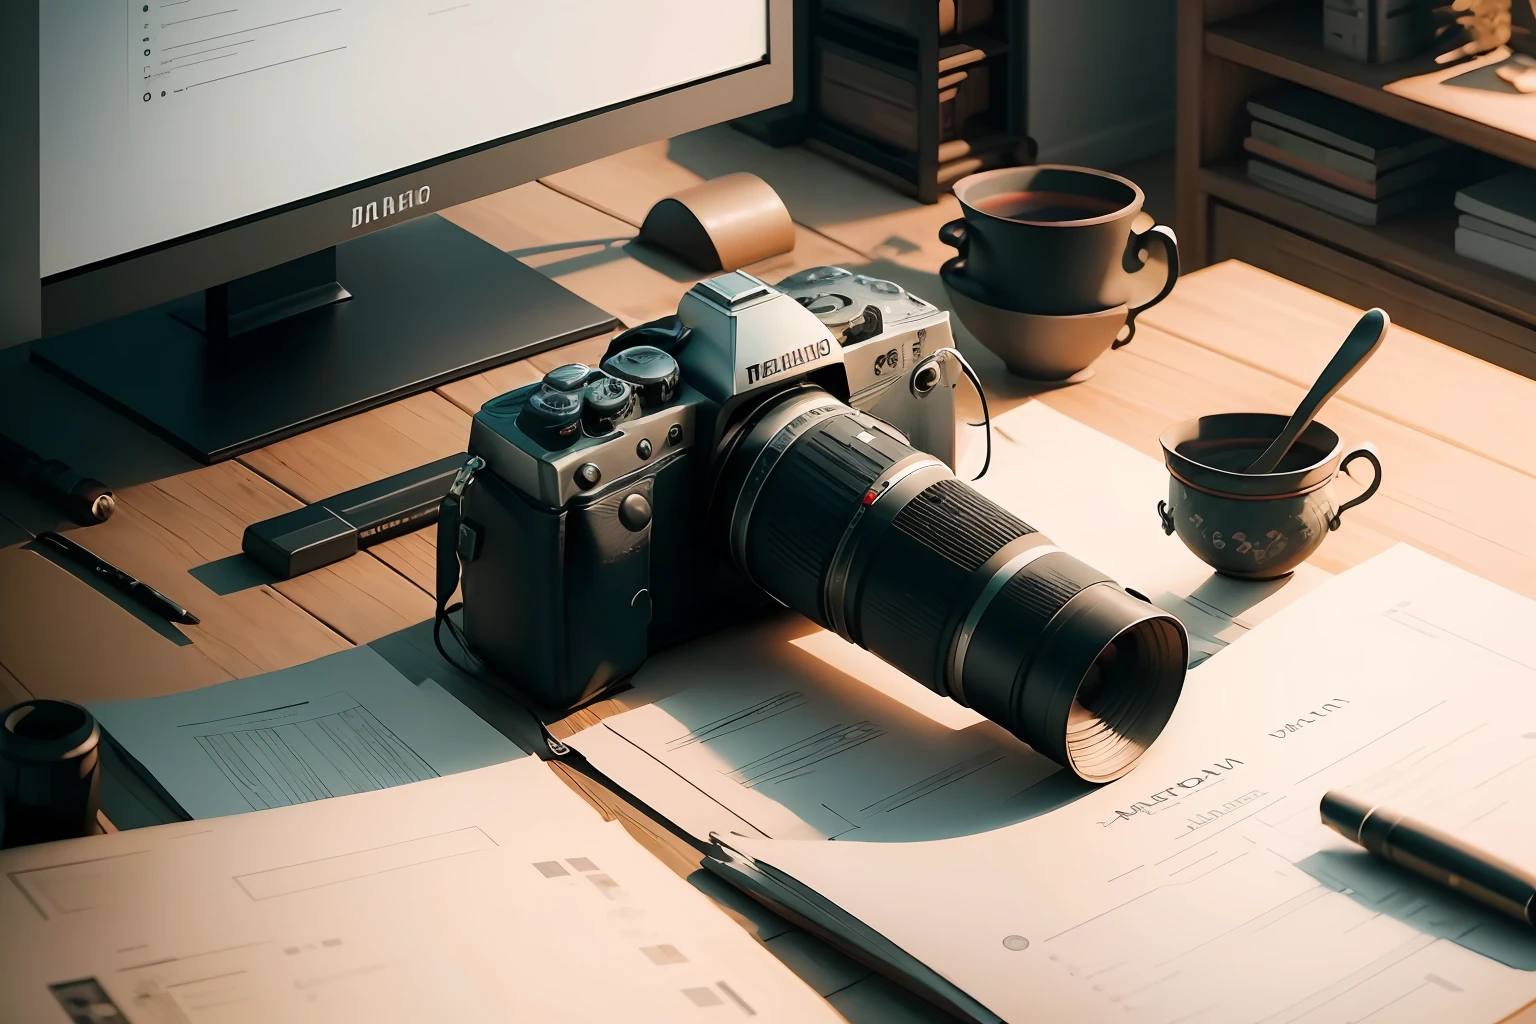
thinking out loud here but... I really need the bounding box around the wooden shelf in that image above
[1205,2,1536,172]
[1200,163,1536,330]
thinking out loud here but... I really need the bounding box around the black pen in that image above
[37,531,200,626]
[1322,790,1536,928]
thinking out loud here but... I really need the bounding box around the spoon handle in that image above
[1247,308,1389,475]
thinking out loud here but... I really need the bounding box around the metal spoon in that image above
[1246,307,1389,475]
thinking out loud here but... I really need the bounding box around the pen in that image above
[1320,790,1536,928]
[37,532,200,626]
[0,434,115,524]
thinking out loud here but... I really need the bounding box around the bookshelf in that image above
[1177,0,1536,377]
[736,0,1032,203]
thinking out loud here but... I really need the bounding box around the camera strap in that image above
[916,346,991,481]
[432,455,574,760]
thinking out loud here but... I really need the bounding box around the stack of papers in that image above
[562,402,1536,1023]
[0,758,843,1024]
[596,547,1536,1023]
[90,646,525,819]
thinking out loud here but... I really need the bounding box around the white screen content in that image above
[41,1,768,278]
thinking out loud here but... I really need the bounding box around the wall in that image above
[1027,0,1177,170]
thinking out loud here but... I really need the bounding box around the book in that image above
[1242,135,1439,199]
[1456,225,1536,282]
[1455,168,1536,238]
[1247,86,1449,170]
[818,47,990,151]
[822,0,995,37]
[1249,119,1430,183]
[1460,213,1536,252]
[1247,157,1429,224]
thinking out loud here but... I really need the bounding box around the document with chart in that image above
[726,545,1536,1024]
[90,645,523,818]
[0,758,841,1024]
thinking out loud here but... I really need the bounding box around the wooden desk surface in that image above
[4,126,1536,1023]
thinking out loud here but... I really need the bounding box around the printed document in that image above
[0,758,840,1024]
[90,646,523,818]
[731,546,1536,1024]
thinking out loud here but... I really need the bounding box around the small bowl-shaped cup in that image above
[1156,413,1382,580]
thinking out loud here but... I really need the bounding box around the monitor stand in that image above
[31,215,621,464]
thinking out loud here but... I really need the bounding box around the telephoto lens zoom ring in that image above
[724,387,1188,783]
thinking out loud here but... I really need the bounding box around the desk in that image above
[4,126,1536,1023]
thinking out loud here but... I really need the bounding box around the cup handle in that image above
[1157,500,1176,535]
[1113,225,1178,351]
[938,219,969,256]
[1329,443,1383,530]
[1126,225,1180,316]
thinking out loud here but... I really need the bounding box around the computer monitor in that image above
[4,2,788,463]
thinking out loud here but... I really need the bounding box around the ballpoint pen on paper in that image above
[37,531,200,626]
[1321,790,1536,928]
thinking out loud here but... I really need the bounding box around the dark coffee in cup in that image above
[939,165,1180,319]
[972,190,1125,223]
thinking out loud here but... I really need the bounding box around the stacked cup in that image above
[939,165,1180,383]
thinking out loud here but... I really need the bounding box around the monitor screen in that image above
[40,1,769,281]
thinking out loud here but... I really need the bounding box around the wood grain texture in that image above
[0,659,32,706]
[367,530,441,595]
[541,125,960,273]
[51,463,350,683]
[1043,323,1536,593]
[272,552,437,644]
[1208,205,1536,382]
[1142,260,1536,481]
[0,546,233,702]
[240,391,471,505]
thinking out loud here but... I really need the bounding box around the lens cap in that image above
[517,385,585,449]
[582,375,636,436]
[601,345,681,409]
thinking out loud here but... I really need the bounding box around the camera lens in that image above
[719,389,1187,783]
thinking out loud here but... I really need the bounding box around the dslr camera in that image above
[452,269,1187,782]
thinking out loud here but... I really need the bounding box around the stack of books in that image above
[811,0,1020,189]
[1244,86,1448,225]
[817,43,992,155]
[1455,169,1536,282]
[822,0,994,37]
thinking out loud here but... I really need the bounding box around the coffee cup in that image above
[1155,413,1383,581]
[941,257,1131,381]
[939,165,1179,318]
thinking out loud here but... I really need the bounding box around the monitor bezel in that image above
[11,0,789,342]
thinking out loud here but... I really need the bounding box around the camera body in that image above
[460,269,960,709]
[777,266,958,468]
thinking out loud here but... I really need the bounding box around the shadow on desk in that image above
[0,345,200,535]
[1298,848,1536,971]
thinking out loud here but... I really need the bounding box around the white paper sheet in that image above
[0,758,841,1024]
[90,646,524,818]
[730,546,1536,1024]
